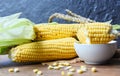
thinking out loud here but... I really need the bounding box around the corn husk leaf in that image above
[0,13,36,54]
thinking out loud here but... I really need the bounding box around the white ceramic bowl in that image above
[74,41,117,64]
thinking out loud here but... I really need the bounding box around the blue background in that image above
[0,0,120,24]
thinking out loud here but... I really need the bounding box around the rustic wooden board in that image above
[0,55,120,76]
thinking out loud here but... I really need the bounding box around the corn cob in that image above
[9,37,77,62]
[77,23,115,44]
[34,24,83,40]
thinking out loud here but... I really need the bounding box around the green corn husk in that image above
[0,13,36,54]
[112,24,120,30]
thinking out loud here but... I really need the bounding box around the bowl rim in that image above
[74,40,117,45]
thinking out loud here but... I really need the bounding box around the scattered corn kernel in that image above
[91,67,97,72]
[59,63,63,65]
[53,62,58,66]
[80,65,86,69]
[67,72,74,76]
[64,66,72,70]
[61,71,65,76]
[33,69,39,73]
[77,69,83,74]
[8,68,14,72]
[58,65,64,68]
[59,62,65,66]
[62,62,70,66]
[54,66,60,70]
[80,65,87,72]
[37,71,43,75]
[48,65,54,70]
[69,68,76,72]
[14,68,19,73]
[64,63,70,66]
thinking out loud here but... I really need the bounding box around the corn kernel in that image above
[8,68,14,72]
[61,62,70,66]
[80,65,86,68]
[33,69,39,73]
[80,65,87,72]
[53,62,58,66]
[77,69,83,74]
[64,62,70,66]
[14,68,19,73]
[48,65,54,70]
[58,65,64,68]
[91,67,97,72]
[59,63,64,65]
[61,71,65,76]
[69,68,76,72]
[64,66,72,70]
[67,72,74,76]
[54,66,60,70]
[37,71,43,75]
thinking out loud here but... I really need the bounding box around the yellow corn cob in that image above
[9,37,77,62]
[86,23,112,34]
[34,24,83,40]
[77,23,115,44]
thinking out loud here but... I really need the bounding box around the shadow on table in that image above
[0,55,41,68]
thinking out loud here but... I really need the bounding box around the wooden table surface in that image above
[0,51,120,76]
